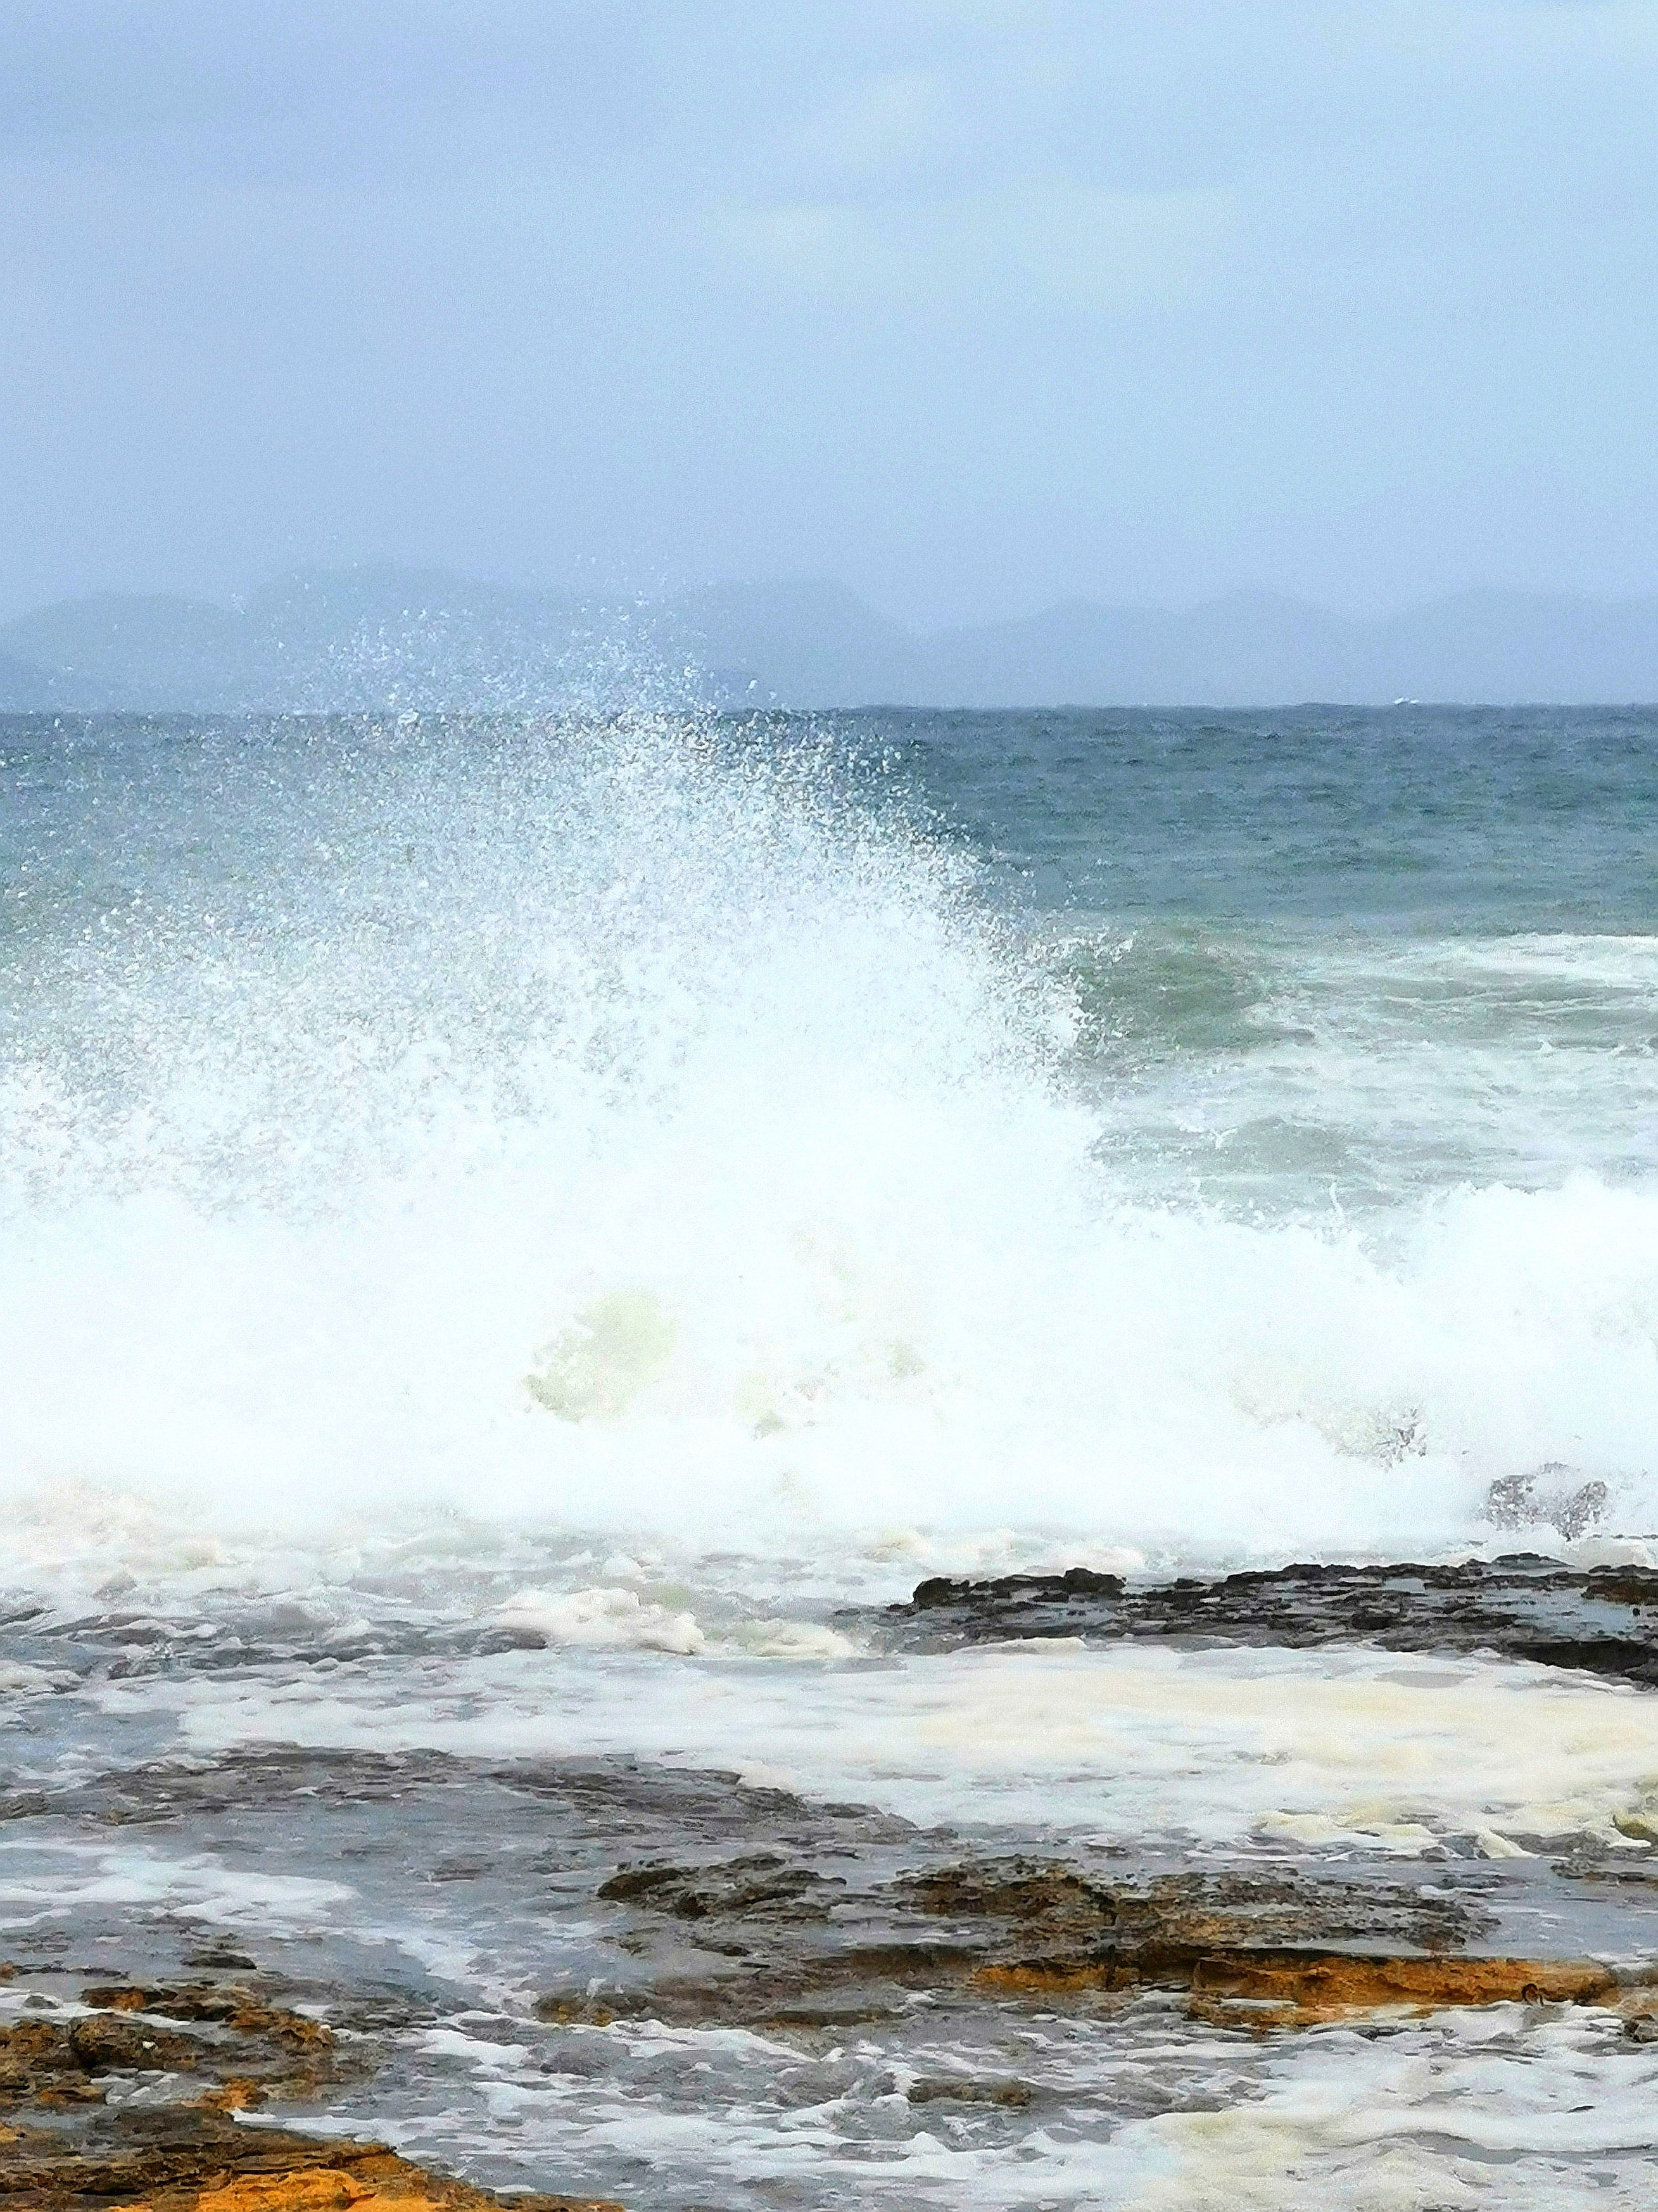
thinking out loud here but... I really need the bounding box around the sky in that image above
[2,0,1655,629]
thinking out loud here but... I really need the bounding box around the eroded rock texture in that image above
[558,1843,1649,2032]
[7,1548,1658,2205]
[875,1555,1658,1682]
[0,2113,619,2212]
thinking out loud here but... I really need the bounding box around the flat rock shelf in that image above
[6,1556,1658,2207]
[871,1555,1658,1681]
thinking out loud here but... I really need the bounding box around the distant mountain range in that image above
[1,567,1655,711]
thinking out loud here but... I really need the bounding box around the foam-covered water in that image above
[4,705,1657,1603]
[5,702,1658,2206]
[97,1638,1658,1859]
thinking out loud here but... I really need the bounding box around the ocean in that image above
[3,704,1658,2206]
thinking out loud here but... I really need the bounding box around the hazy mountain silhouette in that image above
[0,647,59,711]
[914,591,1370,708]
[1,592,253,710]
[668,578,925,705]
[2,568,1655,710]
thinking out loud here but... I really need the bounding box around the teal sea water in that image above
[905,703,1658,1213]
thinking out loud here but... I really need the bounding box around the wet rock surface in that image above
[871,1553,1658,1681]
[0,2111,621,2211]
[5,1741,1654,2186]
[0,1821,621,2207]
[562,1842,1655,2032]
[0,1971,340,2118]
[8,1559,1658,2205]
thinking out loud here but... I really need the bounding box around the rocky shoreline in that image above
[4,1841,1654,2208]
[0,1966,619,2211]
[6,1555,1658,2204]
[0,2114,621,2212]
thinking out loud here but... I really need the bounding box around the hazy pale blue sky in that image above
[2,1,1655,625]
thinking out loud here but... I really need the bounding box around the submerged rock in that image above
[0,1973,341,2121]
[559,1842,1657,2032]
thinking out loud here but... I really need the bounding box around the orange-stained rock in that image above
[196,2080,267,2114]
[81,1987,334,2054]
[971,1945,1624,2023]
[0,2130,624,2212]
[180,2150,624,2212]
[1185,1949,1618,2021]
[177,2173,368,2212]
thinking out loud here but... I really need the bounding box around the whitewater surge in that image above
[7,702,1658,2212]
[2,706,1657,1608]
[127,1635,1658,1859]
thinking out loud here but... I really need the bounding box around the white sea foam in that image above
[1,712,1657,1604]
[0,1662,73,1697]
[1104,2006,1658,2209]
[495,1584,705,1655]
[389,1983,1658,2210]
[0,1838,353,1934]
[106,1640,1658,1861]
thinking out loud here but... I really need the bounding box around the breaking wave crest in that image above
[2,708,1656,1605]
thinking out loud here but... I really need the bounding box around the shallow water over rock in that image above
[6,1562,1658,2206]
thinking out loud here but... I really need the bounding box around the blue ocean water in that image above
[892,704,1658,926]
[889,704,1658,1213]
